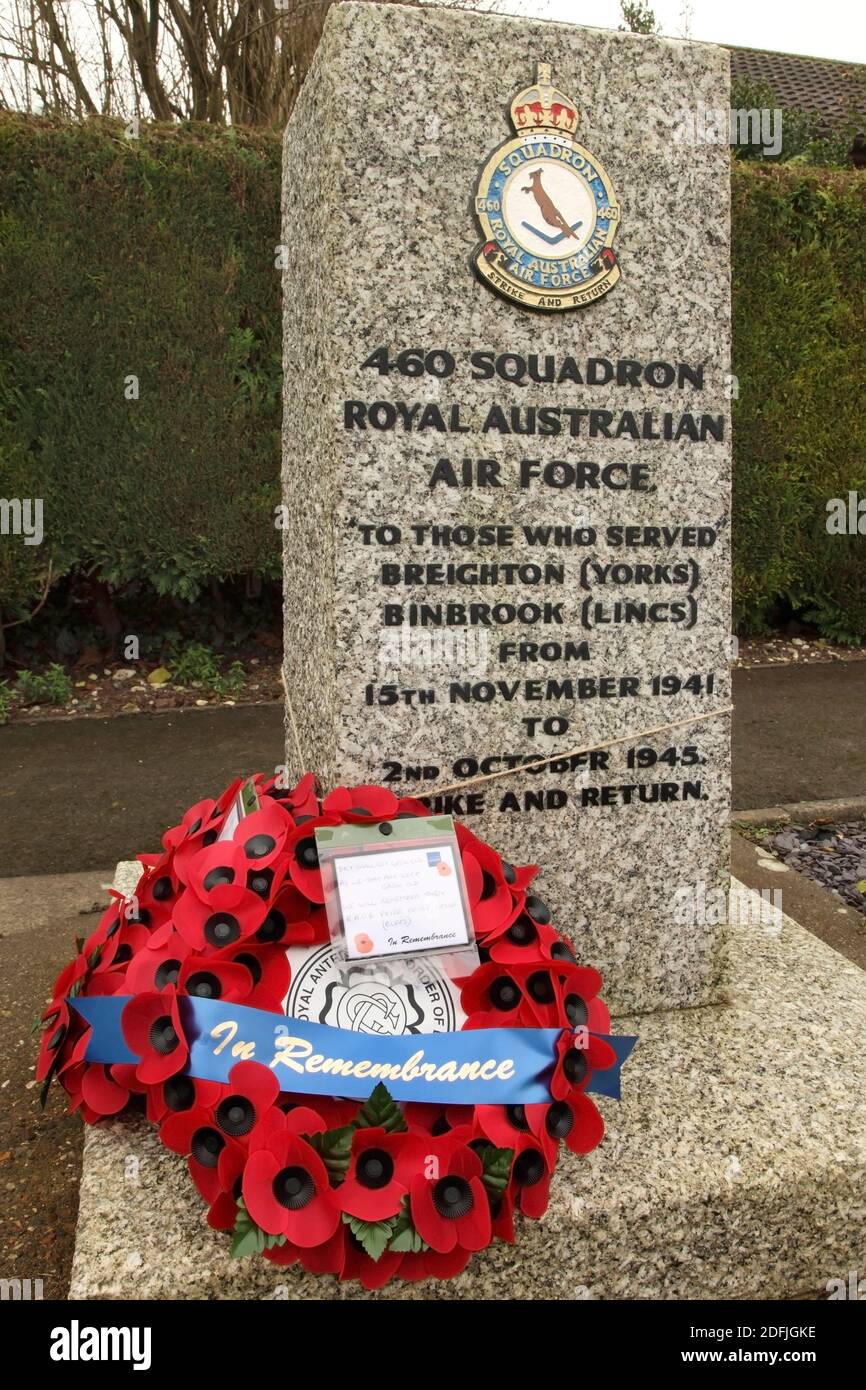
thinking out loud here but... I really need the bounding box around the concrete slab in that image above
[0,869,114,938]
[69,863,866,1300]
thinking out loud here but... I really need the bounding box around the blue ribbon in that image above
[68,994,635,1107]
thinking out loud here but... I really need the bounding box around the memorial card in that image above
[315,816,476,963]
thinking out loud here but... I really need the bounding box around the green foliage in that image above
[229,1197,287,1260]
[14,663,72,705]
[618,1,658,34]
[355,1081,409,1134]
[306,1124,355,1185]
[167,640,246,694]
[341,1211,397,1262]
[0,680,11,724]
[476,1143,515,1199]
[0,114,282,627]
[388,1198,429,1254]
[731,164,866,641]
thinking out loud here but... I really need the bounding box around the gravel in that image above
[767,821,866,914]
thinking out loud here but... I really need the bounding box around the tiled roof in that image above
[726,46,866,130]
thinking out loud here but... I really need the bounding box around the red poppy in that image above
[299,1224,348,1276]
[249,883,314,951]
[177,953,253,1005]
[550,1028,617,1102]
[338,1127,427,1221]
[50,952,88,1002]
[126,863,176,933]
[145,1073,222,1125]
[172,784,239,883]
[57,1034,93,1118]
[162,797,217,853]
[402,1103,474,1134]
[460,959,603,1030]
[205,1137,258,1232]
[278,1095,359,1132]
[339,1232,404,1289]
[473,1102,536,1151]
[81,1063,129,1117]
[261,770,319,821]
[171,882,267,951]
[215,942,290,1011]
[124,932,192,995]
[509,1135,554,1219]
[242,1129,340,1247]
[283,816,339,902]
[322,784,399,821]
[159,1104,244,1203]
[89,921,151,981]
[409,1136,491,1254]
[399,1247,472,1282]
[231,803,292,871]
[526,1090,605,1160]
[262,1241,301,1269]
[36,1000,72,1081]
[212,1061,281,1143]
[487,917,560,965]
[460,836,517,938]
[121,988,188,1084]
[183,840,250,907]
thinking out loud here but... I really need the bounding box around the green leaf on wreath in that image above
[388,1198,429,1254]
[230,1224,261,1259]
[477,1144,515,1197]
[355,1082,407,1134]
[342,1210,397,1261]
[307,1123,355,1183]
[229,1196,285,1259]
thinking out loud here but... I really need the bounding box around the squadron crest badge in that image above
[474,63,621,311]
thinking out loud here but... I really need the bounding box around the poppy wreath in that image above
[40,772,618,1289]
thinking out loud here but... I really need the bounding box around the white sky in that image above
[487,0,866,64]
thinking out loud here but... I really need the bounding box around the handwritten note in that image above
[334,843,472,960]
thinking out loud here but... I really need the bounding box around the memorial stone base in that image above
[69,862,866,1301]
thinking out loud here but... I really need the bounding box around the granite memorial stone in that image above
[281,2,732,1014]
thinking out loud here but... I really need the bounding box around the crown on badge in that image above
[510,62,578,138]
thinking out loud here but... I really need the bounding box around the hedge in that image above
[732,163,866,640]
[1,116,865,640]
[0,115,283,628]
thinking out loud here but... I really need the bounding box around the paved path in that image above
[1,663,865,876]
[732,662,866,810]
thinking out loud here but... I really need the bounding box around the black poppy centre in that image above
[357,1148,394,1189]
[273,1165,314,1210]
[148,1015,179,1055]
[204,912,241,947]
[191,1127,224,1168]
[216,1095,255,1137]
[432,1174,474,1219]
